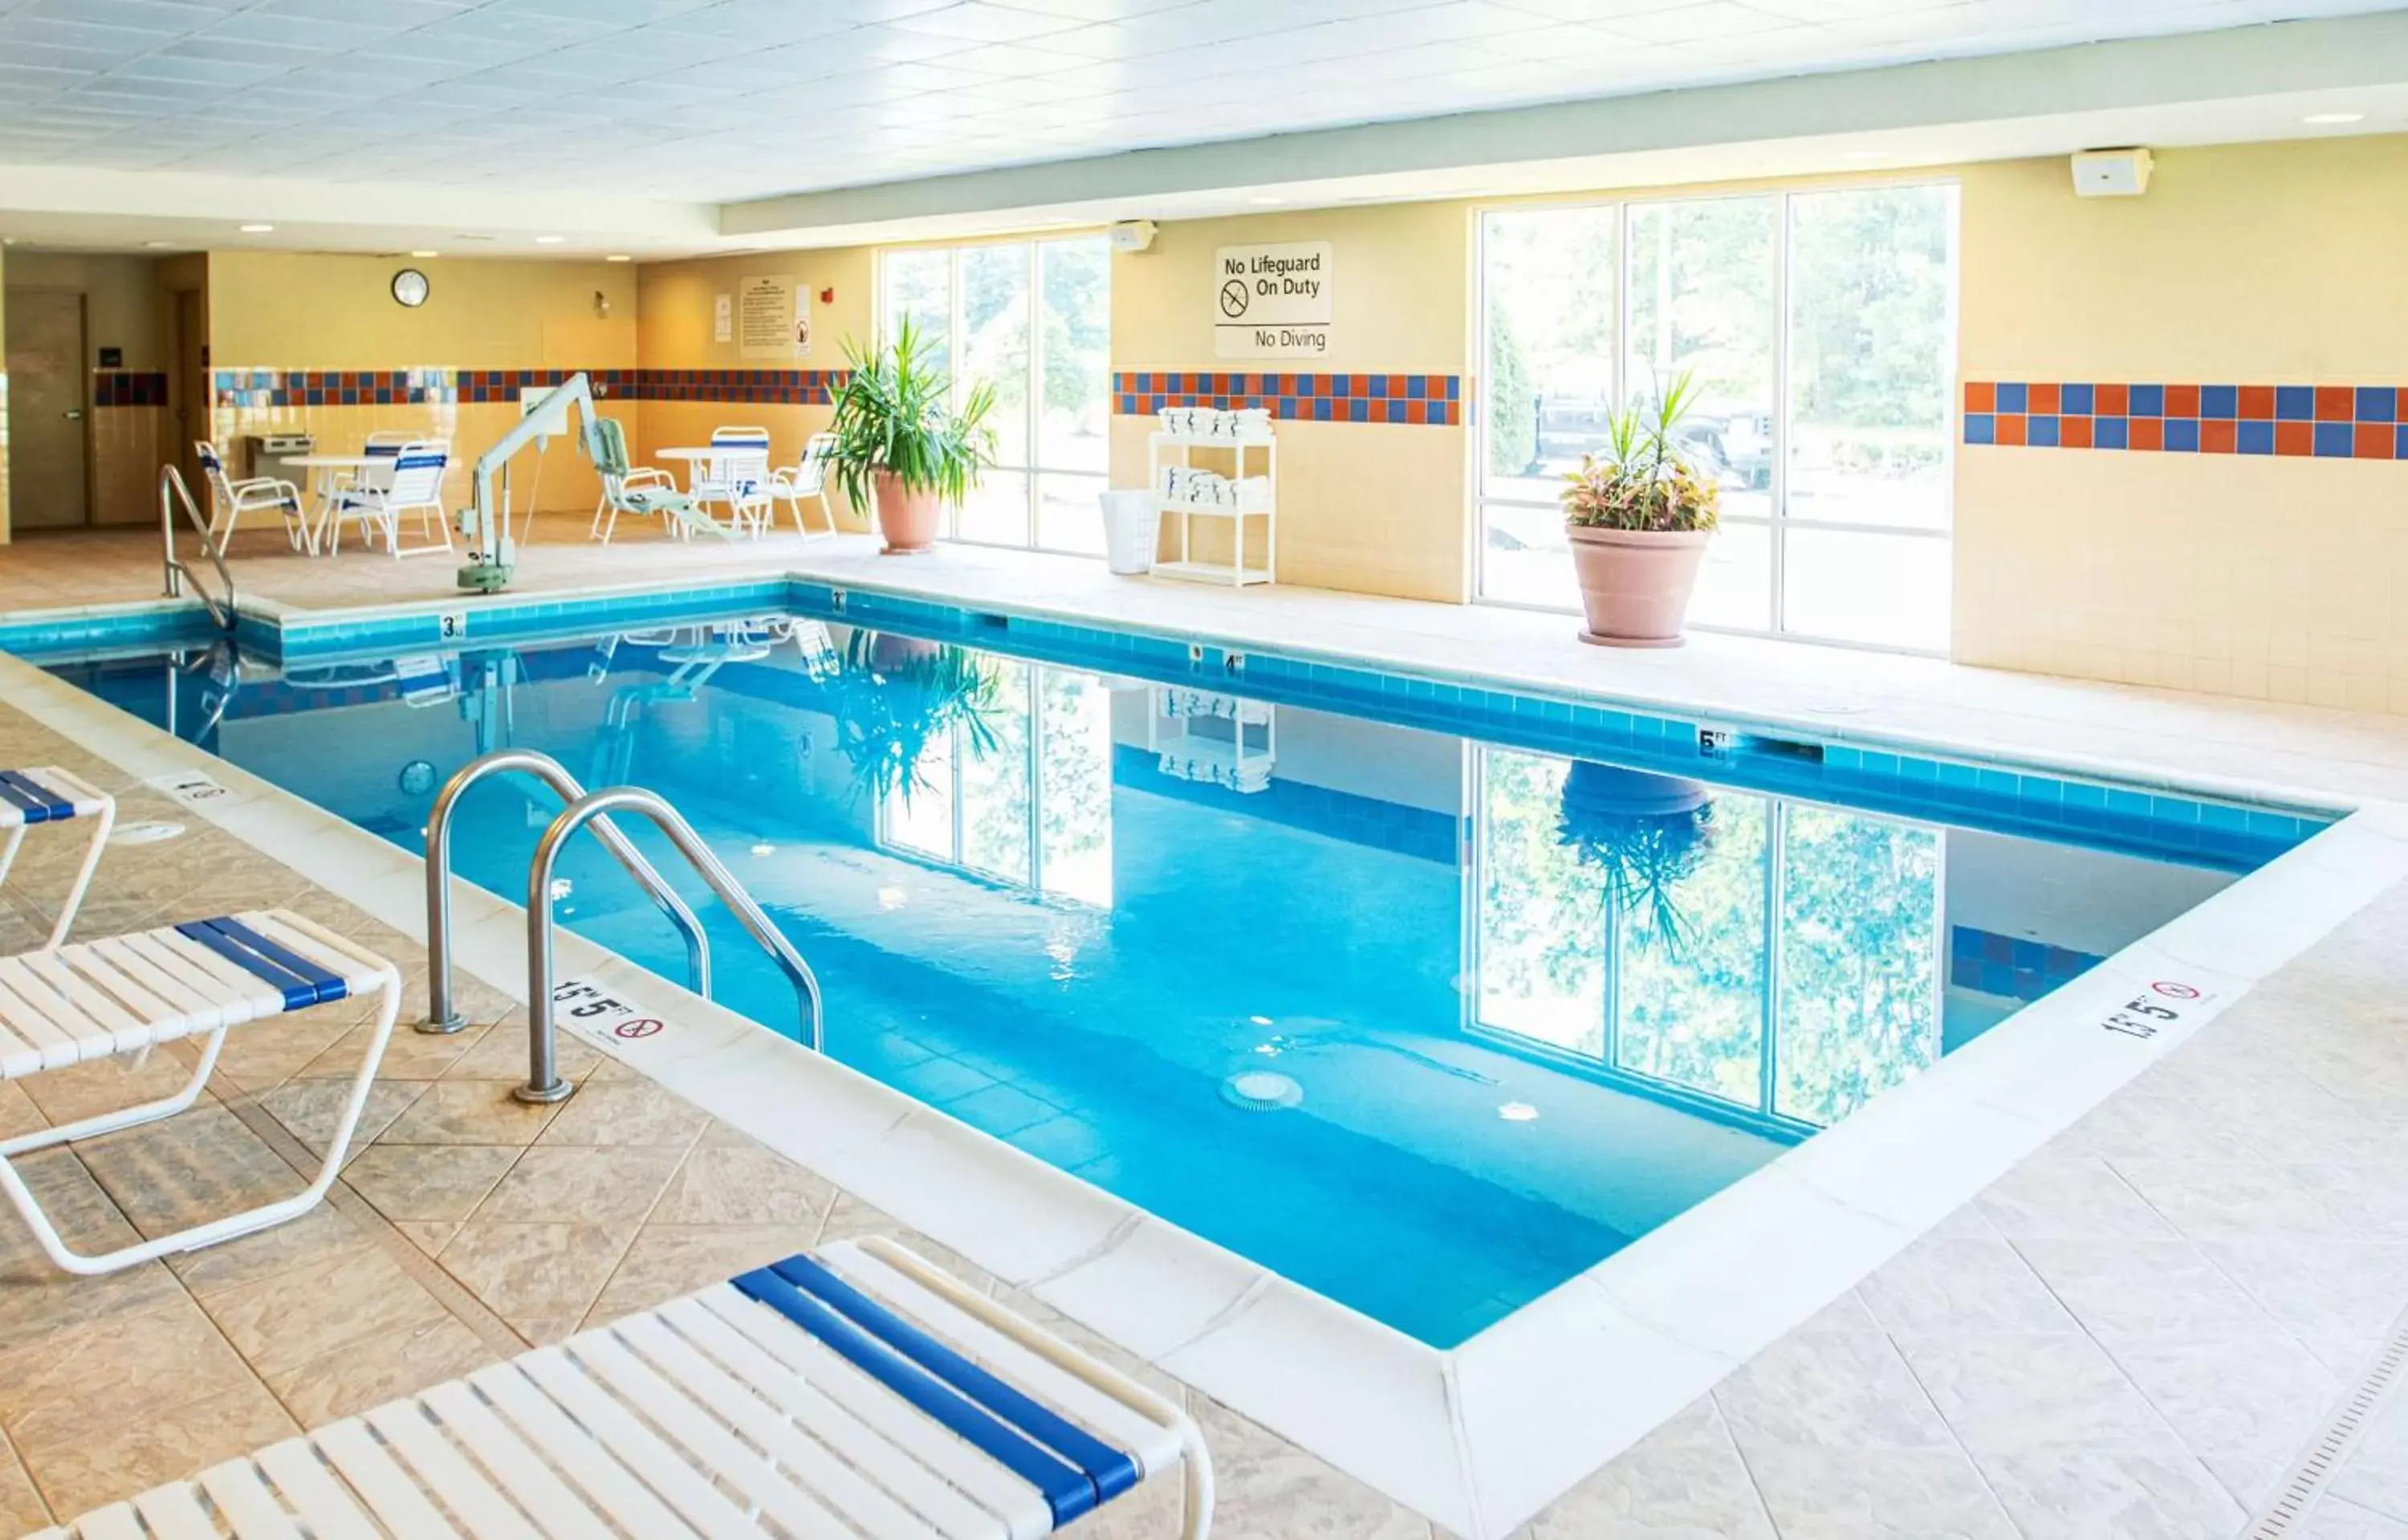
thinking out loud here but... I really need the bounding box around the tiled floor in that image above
[7,528,2408,1535]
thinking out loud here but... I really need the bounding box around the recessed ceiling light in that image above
[534,234,565,244]
[145,239,178,248]
[2302,112,2365,124]
[605,254,631,263]
[238,222,274,233]
[410,249,438,258]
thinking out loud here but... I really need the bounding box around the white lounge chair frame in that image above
[0,907,398,1276]
[769,430,841,540]
[691,426,774,539]
[35,1234,1214,1538]
[0,765,114,950]
[195,441,311,553]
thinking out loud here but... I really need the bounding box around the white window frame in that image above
[1472,180,1961,656]
[876,238,1111,558]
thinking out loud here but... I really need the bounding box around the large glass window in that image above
[1478,184,1958,651]
[879,237,1112,556]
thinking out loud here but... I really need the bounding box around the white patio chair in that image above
[0,766,113,949]
[331,439,453,558]
[0,907,398,1276]
[31,1235,1213,1537]
[769,430,841,540]
[194,441,310,553]
[691,426,774,539]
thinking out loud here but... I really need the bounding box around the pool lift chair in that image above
[461,373,734,594]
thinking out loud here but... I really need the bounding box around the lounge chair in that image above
[586,417,734,544]
[0,907,398,1276]
[31,1234,1214,1538]
[768,431,842,540]
[0,765,114,949]
[692,426,775,538]
[332,440,453,558]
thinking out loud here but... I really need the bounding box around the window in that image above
[877,658,1115,906]
[880,237,1112,556]
[1477,184,1959,650]
[1467,747,1942,1133]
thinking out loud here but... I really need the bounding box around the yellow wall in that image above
[1954,136,2408,711]
[636,249,873,530]
[1111,204,1472,601]
[207,253,639,517]
[0,247,9,544]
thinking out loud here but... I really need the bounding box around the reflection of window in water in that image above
[1469,746,1941,1133]
[877,662,1115,906]
[1148,688,1275,794]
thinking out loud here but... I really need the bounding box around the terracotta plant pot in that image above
[872,471,943,554]
[1560,760,1710,820]
[1567,525,1711,648]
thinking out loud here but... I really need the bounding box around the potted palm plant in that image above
[1561,371,1721,647]
[828,317,997,554]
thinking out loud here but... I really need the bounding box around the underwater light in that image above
[1499,1102,1540,1122]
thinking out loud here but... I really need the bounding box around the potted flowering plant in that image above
[1560,371,1721,647]
[827,317,996,554]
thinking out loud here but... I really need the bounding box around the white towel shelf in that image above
[1149,429,1275,589]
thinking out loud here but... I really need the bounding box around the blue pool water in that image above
[46,608,2318,1346]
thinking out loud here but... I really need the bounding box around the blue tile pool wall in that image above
[1950,925,2105,1001]
[5,578,2335,873]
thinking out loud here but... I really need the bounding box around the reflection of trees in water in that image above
[1474,747,1940,1129]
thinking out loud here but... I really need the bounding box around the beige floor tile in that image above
[0,1431,49,1535]
[201,1245,455,1379]
[0,1083,45,1143]
[1743,1444,2019,1540]
[254,1078,423,1162]
[535,1080,713,1147]
[446,1027,599,1083]
[0,1152,186,1353]
[438,1220,637,1343]
[583,1223,820,1325]
[267,1314,495,1427]
[209,1012,363,1092]
[18,1051,203,1128]
[649,1141,836,1228]
[1525,1400,1777,1540]
[21,1379,297,1520]
[1186,1393,1432,1540]
[0,1297,258,1454]
[472,1144,683,1225]
[395,1220,461,1257]
[76,1103,305,1241]
[301,1019,491,1082]
[343,1143,523,1223]
[163,1202,379,1299]
[378,1079,560,1145]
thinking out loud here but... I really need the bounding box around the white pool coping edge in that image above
[6,641,2406,1539]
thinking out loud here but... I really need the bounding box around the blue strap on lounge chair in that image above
[174,917,351,1011]
[0,772,74,824]
[773,1252,1143,1505]
[733,1262,1112,1528]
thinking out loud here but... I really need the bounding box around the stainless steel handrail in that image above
[423,749,711,1035]
[159,466,235,629]
[521,784,824,1104]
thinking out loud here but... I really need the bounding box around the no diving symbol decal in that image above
[614,1017,663,1041]
[1219,278,1251,319]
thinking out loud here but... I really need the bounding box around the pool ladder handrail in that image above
[422,749,712,1038]
[522,784,824,1104]
[159,465,236,630]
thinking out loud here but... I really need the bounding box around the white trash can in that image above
[1100,490,1159,576]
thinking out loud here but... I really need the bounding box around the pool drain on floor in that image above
[1220,1071,1303,1111]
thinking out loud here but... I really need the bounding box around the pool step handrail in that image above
[158,464,236,630]
[422,749,711,1035]
[522,784,824,1104]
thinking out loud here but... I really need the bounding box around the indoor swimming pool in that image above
[44,606,2323,1348]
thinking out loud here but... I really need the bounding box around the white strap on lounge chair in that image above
[769,431,840,540]
[0,766,115,949]
[0,907,398,1276]
[33,1233,1213,1539]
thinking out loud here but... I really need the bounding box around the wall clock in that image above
[391,267,430,308]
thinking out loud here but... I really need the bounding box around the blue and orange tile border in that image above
[1113,370,1461,426]
[211,367,849,409]
[1964,381,2405,458]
